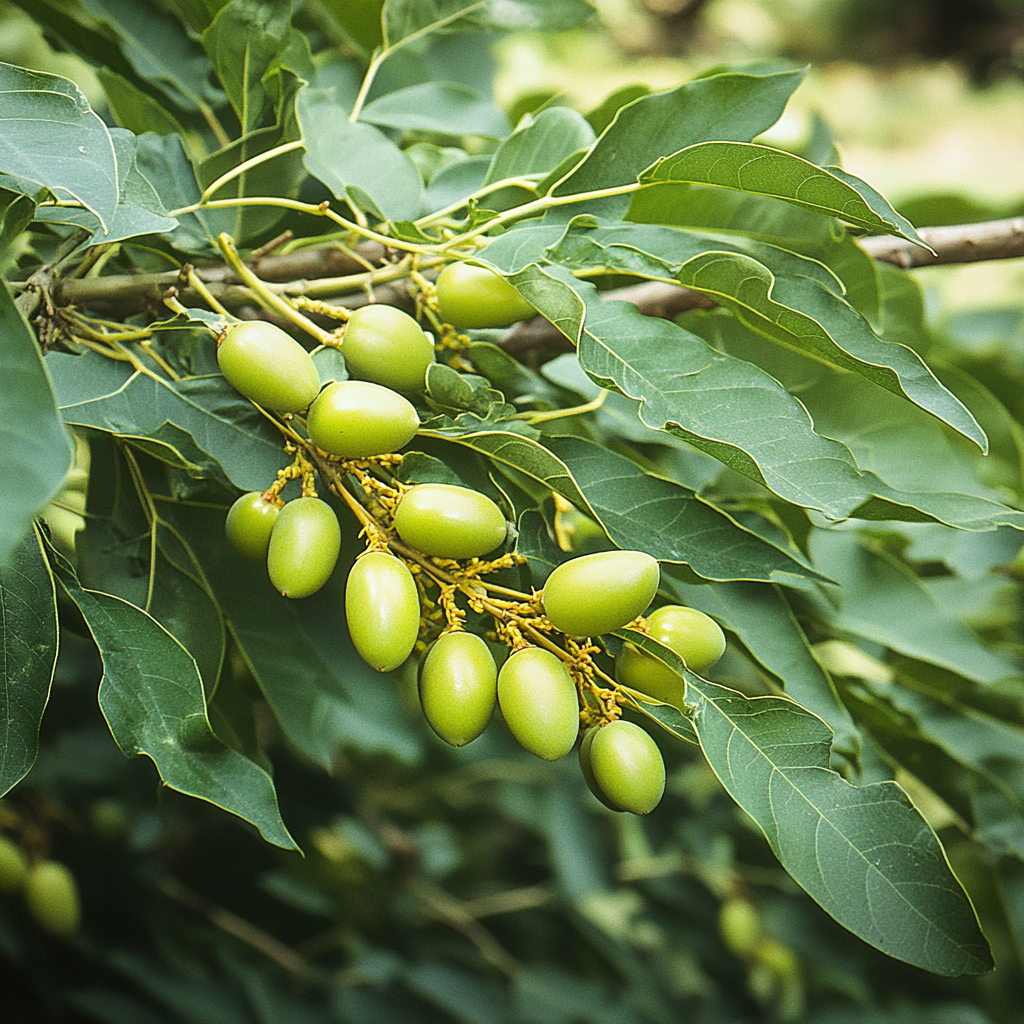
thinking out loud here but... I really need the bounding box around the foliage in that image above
[0,1,1022,1021]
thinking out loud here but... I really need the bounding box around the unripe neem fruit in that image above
[719,898,762,958]
[435,261,538,329]
[419,631,497,746]
[588,719,665,814]
[25,860,80,936]
[393,483,507,559]
[342,304,435,393]
[0,836,29,892]
[617,604,726,702]
[307,380,419,458]
[756,938,799,981]
[266,497,341,599]
[578,727,620,811]
[217,321,320,412]
[542,550,659,637]
[225,491,280,560]
[346,551,420,672]
[497,646,579,760]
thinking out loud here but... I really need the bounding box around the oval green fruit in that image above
[578,727,620,811]
[542,550,659,637]
[393,484,507,559]
[435,261,537,329]
[497,646,579,760]
[342,304,435,393]
[217,321,320,412]
[307,380,419,458]
[266,497,341,599]
[719,898,762,958]
[25,860,80,936]
[617,604,725,702]
[225,491,279,560]
[588,719,665,815]
[419,631,497,746]
[346,551,420,672]
[0,836,29,892]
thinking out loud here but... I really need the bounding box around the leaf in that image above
[541,434,823,585]
[0,283,74,566]
[360,82,509,137]
[382,0,594,49]
[550,69,807,216]
[640,142,926,245]
[202,0,292,134]
[0,526,58,796]
[0,61,118,233]
[482,263,1024,532]
[98,66,190,138]
[50,544,298,850]
[661,573,860,761]
[46,348,291,492]
[618,628,994,976]
[296,85,423,221]
[484,107,596,184]
[806,531,1020,685]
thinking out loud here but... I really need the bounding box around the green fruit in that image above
[616,605,726,703]
[346,551,421,672]
[342,304,435,393]
[217,321,320,412]
[419,631,497,746]
[0,836,29,893]
[266,498,341,598]
[307,380,419,458]
[578,727,619,811]
[756,938,799,980]
[225,491,279,560]
[393,484,507,559]
[25,860,80,936]
[497,647,579,760]
[542,550,659,637]
[435,261,538,329]
[719,898,762,957]
[587,719,665,815]
[88,799,130,844]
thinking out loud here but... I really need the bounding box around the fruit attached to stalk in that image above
[419,631,497,746]
[225,491,280,560]
[217,321,320,412]
[306,380,419,458]
[266,497,341,598]
[346,551,421,672]
[393,483,507,559]
[586,719,665,814]
[341,304,435,393]
[497,646,579,760]
[435,261,538,329]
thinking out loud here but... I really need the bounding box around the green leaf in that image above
[541,434,823,585]
[381,0,594,49]
[485,264,1024,532]
[0,283,74,566]
[640,142,926,245]
[202,0,292,134]
[46,348,291,492]
[98,66,190,137]
[360,82,509,137]
[0,61,119,233]
[0,526,58,796]
[807,531,1020,685]
[296,85,423,221]
[550,69,807,215]
[485,106,596,185]
[661,574,859,761]
[618,628,994,976]
[50,544,297,850]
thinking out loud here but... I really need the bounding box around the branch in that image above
[860,216,1024,268]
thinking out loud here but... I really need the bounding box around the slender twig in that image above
[860,216,1024,268]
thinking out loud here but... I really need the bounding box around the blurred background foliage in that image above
[2,1,1023,1022]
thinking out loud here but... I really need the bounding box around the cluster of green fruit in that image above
[0,835,80,937]
[215,263,728,815]
[718,897,801,1006]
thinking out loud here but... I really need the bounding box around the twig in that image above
[859,216,1024,268]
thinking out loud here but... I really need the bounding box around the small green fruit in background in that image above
[346,551,421,672]
[306,380,419,458]
[217,321,320,412]
[266,497,341,598]
[341,304,435,393]
[225,491,280,560]
[435,261,538,329]
[393,483,507,559]
[587,719,665,814]
[497,646,579,760]
[0,836,29,893]
[719,898,762,957]
[617,604,726,703]
[542,550,659,637]
[419,631,497,746]
[25,860,81,936]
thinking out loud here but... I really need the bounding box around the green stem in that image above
[348,48,387,122]
[413,175,544,229]
[200,141,306,204]
[517,391,607,424]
